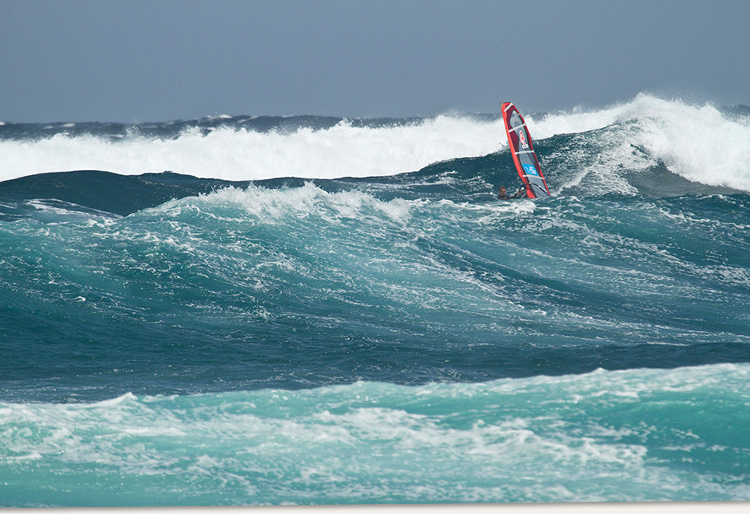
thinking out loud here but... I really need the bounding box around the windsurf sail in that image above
[501,102,551,199]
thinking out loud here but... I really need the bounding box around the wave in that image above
[0,114,505,182]
[2,180,749,403]
[3,96,750,507]
[2,94,750,194]
[537,95,750,195]
[2,363,748,506]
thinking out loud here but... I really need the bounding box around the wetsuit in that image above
[499,185,527,200]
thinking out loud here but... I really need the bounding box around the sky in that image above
[1,0,749,123]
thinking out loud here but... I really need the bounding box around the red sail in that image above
[501,102,551,199]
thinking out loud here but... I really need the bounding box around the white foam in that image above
[539,94,750,192]
[4,95,749,192]
[166,182,420,226]
[0,115,506,183]
[636,97,750,190]
[2,364,748,503]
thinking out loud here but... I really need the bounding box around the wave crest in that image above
[2,94,749,195]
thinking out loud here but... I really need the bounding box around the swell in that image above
[2,363,749,506]
[2,184,749,401]
[3,95,750,508]
[2,95,749,195]
[0,114,505,182]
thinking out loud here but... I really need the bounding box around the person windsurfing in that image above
[498,184,527,200]
[500,102,552,199]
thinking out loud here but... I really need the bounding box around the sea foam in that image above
[2,363,748,505]
[2,94,749,191]
[0,115,505,183]
[535,94,750,192]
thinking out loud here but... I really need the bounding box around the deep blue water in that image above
[1,97,749,506]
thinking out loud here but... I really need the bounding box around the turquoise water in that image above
[2,365,749,506]
[0,364,750,506]
[1,96,749,505]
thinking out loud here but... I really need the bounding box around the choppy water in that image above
[1,94,749,506]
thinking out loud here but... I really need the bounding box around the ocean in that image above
[1,94,749,506]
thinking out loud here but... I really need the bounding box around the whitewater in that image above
[2,94,749,190]
[1,94,749,506]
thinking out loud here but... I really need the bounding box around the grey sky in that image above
[1,0,749,122]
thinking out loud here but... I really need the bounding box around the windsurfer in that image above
[498,185,527,200]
